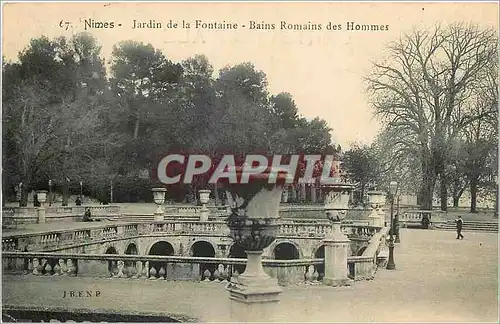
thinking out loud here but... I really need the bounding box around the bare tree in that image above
[366,23,497,210]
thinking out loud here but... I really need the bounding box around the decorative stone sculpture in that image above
[199,189,211,221]
[367,191,386,227]
[36,190,48,223]
[222,166,288,322]
[321,183,355,287]
[151,188,167,222]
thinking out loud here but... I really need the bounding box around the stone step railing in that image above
[2,251,324,286]
[347,227,389,281]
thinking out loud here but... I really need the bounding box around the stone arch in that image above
[125,243,138,255]
[313,244,325,280]
[190,240,216,278]
[147,240,175,279]
[268,239,302,259]
[104,245,118,254]
[148,241,175,256]
[273,242,301,260]
[228,243,247,274]
[104,245,118,275]
[124,242,138,268]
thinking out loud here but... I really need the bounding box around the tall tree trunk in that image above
[453,196,459,208]
[419,159,436,211]
[440,173,448,211]
[494,183,498,218]
[360,183,366,206]
[20,181,29,207]
[470,176,478,213]
[62,178,69,206]
[133,118,140,139]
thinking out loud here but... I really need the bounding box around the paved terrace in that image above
[3,229,498,322]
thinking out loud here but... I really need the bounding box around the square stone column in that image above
[37,207,46,223]
[322,221,351,287]
[310,185,317,203]
[227,251,282,322]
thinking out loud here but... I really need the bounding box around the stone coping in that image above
[2,304,198,322]
[2,219,375,239]
[3,251,324,267]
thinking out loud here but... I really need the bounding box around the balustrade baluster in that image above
[202,269,211,282]
[67,259,76,276]
[53,262,61,276]
[59,259,68,275]
[305,265,314,284]
[149,265,157,280]
[44,262,52,276]
[32,258,40,275]
[312,268,320,282]
[26,258,33,275]
[117,260,125,278]
[141,261,149,279]
[158,266,166,280]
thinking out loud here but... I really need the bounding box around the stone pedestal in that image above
[222,166,287,323]
[310,185,317,203]
[36,190,48,224]
[227,251,282,322]
[37,207,46,224]
[199,207,209,221]
[323,221,351,287]
[300,184,306,202]
[199,189,211,221]
[153,212,164,222]
[281,188,289,203]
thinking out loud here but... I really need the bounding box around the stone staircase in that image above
[434,220,498,233]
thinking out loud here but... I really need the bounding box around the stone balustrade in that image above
[343,224,381,241]
[2,251,324,286]
[347,227,389,281]
[399,210,446,228]
[2,220,382,254]
[2,205,121,226]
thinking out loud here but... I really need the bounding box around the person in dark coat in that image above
[83,208,92,222]
[455,215,464,239]
[75,196,82,206]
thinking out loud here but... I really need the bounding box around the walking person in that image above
[455,215,464,239]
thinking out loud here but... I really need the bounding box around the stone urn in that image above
[367,191,386,227]
[322,183,354,226]
[151,188,167,222]
[221,166,288,320]
[199,189,211,221]
[36,190,48,205]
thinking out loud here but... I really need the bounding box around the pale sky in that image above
[2,2,498,148]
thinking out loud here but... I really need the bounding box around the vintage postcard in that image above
[2,1,498,323]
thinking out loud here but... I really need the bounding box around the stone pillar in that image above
[281,187,289,203]
[36,190,48,223]
[199,189,211,221]
[323,221,350,287]
[321,183,355,287]
[151,188,167,222]
[223,167,286,322]
[300,184,306,202]
[310,185,317,203]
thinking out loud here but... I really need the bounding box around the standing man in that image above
[455,215,464,239]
